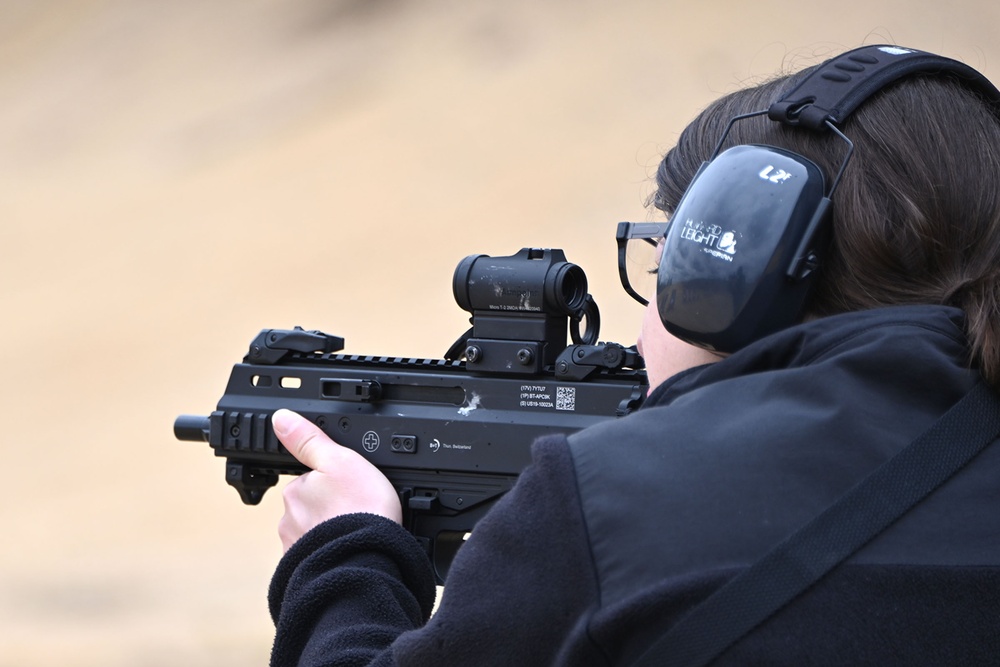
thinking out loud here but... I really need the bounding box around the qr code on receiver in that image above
[556,386,576,411]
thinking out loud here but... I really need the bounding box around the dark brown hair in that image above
[653,65,1000,386]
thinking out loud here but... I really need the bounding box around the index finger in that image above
[272,409,339,471]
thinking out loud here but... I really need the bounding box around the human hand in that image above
[272,409,403,552]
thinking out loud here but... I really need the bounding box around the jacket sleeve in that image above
[268,435,602,667]
[268,513,437,667]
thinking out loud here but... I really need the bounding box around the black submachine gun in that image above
[175,248,647,582]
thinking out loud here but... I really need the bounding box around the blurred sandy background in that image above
[1,1,997,665]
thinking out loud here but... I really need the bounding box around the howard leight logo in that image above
[680,218,739,262]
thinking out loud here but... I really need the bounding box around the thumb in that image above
[272,409,337,471]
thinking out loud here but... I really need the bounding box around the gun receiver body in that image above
[176,249,647,582]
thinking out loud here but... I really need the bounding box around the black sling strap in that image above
[632,380,1000,667]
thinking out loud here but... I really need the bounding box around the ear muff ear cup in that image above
[656,144,830,352]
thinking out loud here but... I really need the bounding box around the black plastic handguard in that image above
[175,327,646,583]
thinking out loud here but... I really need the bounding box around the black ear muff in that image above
[656,145,830,352]
[655,45,1000,353]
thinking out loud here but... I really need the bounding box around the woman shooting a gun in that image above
[266,45,1000,666]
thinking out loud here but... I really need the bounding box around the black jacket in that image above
[269,305,1000,666]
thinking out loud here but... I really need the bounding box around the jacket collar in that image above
[647,305,966,406]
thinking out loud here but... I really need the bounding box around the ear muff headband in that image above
[655,45,1000,353]
[769,45,1000,130]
